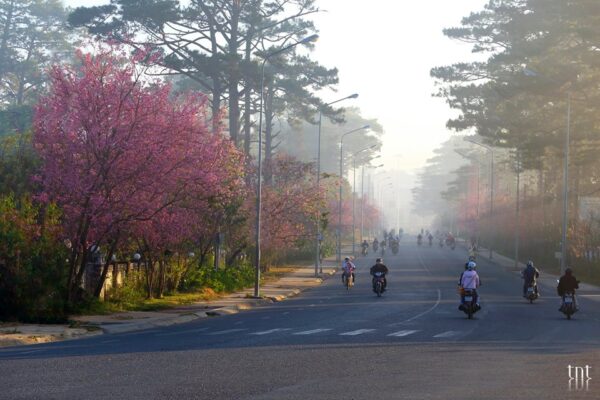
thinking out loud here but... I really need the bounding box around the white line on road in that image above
[100,339,118,344]
[293,328,332,335]
[387,330,419,337]
[207,329,247,335]
[433,331,462,339]
[388,289,442,327]
[339,329,376,336]
[249,328,292,335]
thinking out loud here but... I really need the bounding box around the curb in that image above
[83,267,338,335]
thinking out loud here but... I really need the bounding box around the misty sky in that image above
[64,0,488,173]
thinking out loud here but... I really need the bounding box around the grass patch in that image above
[127,290,220,312]
[263,266,298,282]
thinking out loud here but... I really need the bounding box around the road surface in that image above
[1,237,599,399]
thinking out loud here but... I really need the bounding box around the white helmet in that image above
[467,261,477,270]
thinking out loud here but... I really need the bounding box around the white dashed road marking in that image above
[293,329,332,335]
[207,329,247,335]
[339,329,376,336]
[250,329,292,335]
[387,330,419,337]
[433,331,462,339]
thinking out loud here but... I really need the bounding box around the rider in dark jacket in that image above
[557,268,579,296]
[522,260,540,297]
[557,268,579,310]
[370,258,389,290]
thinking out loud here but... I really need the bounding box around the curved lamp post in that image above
[523,68,572,274]
[315,93,359,276]
[351,148,378,255]
[464,137,495,260]
[254,34,319,298]
[337,125,371,262]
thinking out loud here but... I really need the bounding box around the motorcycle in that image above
[417,237,422,246]
[361,246,369,257]
[391,243,399,255]
[380,246,386,257]
[560,292,577,319]
[372,242,379,253]
[438,239,444,248]
[525,284,539,304]
[428,237,433,247]
[343,272,354,291]
[459,289,480,319]
[373,272,386,297]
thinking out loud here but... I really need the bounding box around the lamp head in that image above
[349,93,359,99]
[300,34,319,44]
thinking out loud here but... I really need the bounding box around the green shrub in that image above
[0,195,69,322]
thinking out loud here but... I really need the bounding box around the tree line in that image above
[422,0,600,278]
[0,0,382,321]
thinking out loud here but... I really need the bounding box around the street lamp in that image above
[455,149,481,223]
[523,68,572,274]
[315,93,358,276]
[351,146,378,255]
[360,162,383,244]
[464,137,495,260]
[255,34,319,298]
[337,125,371,262]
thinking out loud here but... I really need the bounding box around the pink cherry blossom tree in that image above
[34,45,245,301]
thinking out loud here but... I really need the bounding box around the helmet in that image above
[344,257,350,261]
[565,268,572,276]
[527,260,534,268]
[467,261,476,270]
[376,258,383,263]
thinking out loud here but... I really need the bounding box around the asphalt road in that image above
[2,237,600,399]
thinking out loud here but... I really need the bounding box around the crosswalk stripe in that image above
[293,328,332,335]
[387,330,419,337]
[250,328,292,335]
[207,329,247,335]
[433,331,461,338]
[339,329,376,336]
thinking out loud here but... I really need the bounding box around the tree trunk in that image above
[227,2,241,145]
[158,259,166,298]
[264,81,275,185]
[0,0,14,81]
[93,241,118,298]
[243,31,254,157]
[145,259,155,299]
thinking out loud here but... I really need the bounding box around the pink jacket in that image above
[461,270,480,289]
[343,262,356,274]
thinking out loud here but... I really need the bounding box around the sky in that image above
[64,0,488,174]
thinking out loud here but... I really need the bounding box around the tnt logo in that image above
[568,365,592,391]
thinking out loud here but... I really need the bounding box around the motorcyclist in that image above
[372,238,379,252]
[417,233,423,245]
[341,257,356,285]
[557,268,579,310]
[522,260,540,297]
[370,258,389,291]
[459,261,480,310]
[380,239,387,255]
[361,240,369,255]
[427,233,433,246]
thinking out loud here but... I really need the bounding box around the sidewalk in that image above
[0,262,336,347]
